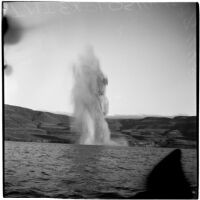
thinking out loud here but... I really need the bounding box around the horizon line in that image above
[4,103,197,118]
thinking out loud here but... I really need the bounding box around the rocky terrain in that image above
[4,104,197,148]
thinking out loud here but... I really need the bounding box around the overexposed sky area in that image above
[4,2,196,116]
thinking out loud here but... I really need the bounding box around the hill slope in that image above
[4,104,197,148]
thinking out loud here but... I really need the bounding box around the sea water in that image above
[4,141,197,198]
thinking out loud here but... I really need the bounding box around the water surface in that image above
[4,141,197,198]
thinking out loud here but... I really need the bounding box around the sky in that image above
[4,2,197,116]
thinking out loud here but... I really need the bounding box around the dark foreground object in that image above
[134,149,193,199]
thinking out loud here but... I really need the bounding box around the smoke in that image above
[71,46,128,146]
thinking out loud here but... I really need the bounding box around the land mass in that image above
[4,104,197,148]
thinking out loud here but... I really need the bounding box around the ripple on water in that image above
[4,141,197,198]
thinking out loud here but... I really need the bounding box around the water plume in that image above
[71,46,127,146]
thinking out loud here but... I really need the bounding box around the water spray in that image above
[72,46,127,146]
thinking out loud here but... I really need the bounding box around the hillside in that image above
[4,104,197,148]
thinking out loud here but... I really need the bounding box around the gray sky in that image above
[4,2,196,116]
